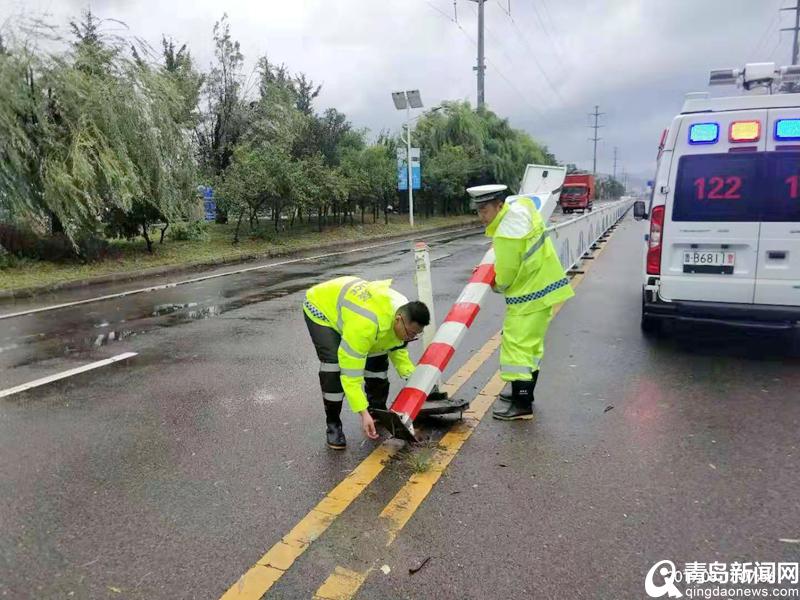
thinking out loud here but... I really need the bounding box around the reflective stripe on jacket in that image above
[486,196,575,314]
[303,277,415,412]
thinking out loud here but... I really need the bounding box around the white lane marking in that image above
[0,352,138,398]
[0,227,481,321]
[430,253,453,262]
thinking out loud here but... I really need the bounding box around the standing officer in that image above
[467,184,574,420]
[303,276,430,449]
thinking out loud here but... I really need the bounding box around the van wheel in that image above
[561,207,567,214]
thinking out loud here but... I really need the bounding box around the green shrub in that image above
[169,220,210,242]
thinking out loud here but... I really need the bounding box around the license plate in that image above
[683,251,735,274]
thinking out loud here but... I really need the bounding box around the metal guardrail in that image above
[548,197,636,272]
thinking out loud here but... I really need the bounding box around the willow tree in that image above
[412,101,555,215]
[0,13,196,253]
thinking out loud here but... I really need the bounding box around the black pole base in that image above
[370,409,417,442]
[417,395,470,417]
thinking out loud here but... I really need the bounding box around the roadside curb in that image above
[0,222,481,300]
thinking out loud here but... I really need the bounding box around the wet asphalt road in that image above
[1,212,799,599]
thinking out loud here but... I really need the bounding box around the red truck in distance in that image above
[559,173,595,213]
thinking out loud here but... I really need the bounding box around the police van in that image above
[635,63,800,334]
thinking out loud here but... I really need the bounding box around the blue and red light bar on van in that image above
[774,119,800,141]
[688,119,800,143]
[688,123,719,144]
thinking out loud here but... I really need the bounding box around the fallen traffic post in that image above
[371,244,498,441]
[412,241,471,418]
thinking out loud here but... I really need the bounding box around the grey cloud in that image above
[0,0,793,184]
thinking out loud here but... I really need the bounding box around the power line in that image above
[769,30,785,59]
[424,0,544,116]
[539,0,558,31]
[750,13,780,58]
[492,3,565,103]
[781,0,800,64]
[537,0,569,66]
[484,54,545,116]
[423,0,455,22]
[750,0,783,58]
[528,1,567,70]
[467,2,552,106]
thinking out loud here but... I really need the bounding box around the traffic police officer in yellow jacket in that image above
[303,277,430,449]
[468,184,574,420]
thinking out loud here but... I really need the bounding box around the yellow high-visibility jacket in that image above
[303,277,415,413]
[486,196,575,314]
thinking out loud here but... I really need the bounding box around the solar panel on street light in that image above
[406,90,423,109]
[392,91,408,110]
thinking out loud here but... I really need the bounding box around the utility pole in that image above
[782,1,800,65]
[469,0,487,108]
[588,105,604,178]
[612,147,619,180]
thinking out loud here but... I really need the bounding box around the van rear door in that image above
[660,112,765,304]
[757,110,800,307]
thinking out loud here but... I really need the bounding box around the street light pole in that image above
[392,89,424,227]
[406,105,414,227]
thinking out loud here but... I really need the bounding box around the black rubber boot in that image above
[492,382,513,413]
[496,371,538,403]
[498,382,513,401]
[492,380,535,421]
[324,400,346,450]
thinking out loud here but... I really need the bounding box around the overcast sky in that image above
[0,0,794,185]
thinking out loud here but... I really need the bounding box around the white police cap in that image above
[466,184,508,207]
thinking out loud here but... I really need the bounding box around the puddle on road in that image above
[5,281,318,368]
[151,302,200,317]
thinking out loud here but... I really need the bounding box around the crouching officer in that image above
[467,184,574,420]
[303,277,430,449]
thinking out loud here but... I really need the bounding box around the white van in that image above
[635,63,800,333]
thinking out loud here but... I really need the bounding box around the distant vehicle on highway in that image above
[559,173,595,214]
[635,62,800,334]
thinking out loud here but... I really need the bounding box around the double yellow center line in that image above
[220,333,503,599]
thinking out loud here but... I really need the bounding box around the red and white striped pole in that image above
[372,247,497,440]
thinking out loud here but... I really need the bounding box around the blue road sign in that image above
[397,148,421,191]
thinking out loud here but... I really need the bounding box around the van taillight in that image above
[646,206,665,275]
